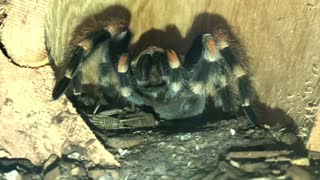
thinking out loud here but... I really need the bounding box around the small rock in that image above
[118,149,128,157]
[97,175,113,180]
[187,161,197,169]
[161,175,173,180]
[272,169,281,174]
[71,167,81,176]
[105,170,120,179]
[287,165,315,180]
[263,124,271,129]
[67,152,82,161]
[0,149,11,158]
[178,133,192,141]
[239,162,270,173]
[106,136,144,149]
[88,169,106,179]
[281,132,298,145]
[63,145,87,161]
[230,160,240,168]
[290,158,310,166]
[44,166,61,180]
[21,174,42,180]
[230,129,236,136]
[4,170,22,180]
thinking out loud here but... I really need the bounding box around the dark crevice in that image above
[0,41,23,67]
[0,40,49,68]
[0,40,10,59]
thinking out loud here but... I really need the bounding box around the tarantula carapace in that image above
[49,23,257,127]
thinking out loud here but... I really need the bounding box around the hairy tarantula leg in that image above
[52,29,117,100]
[234,66,257,125]
[117,53,132,97]
[214,31,258,125]
[116,53,152,106]
[189,33,235,112]
[72,72,82,96]
[166,49,184,93]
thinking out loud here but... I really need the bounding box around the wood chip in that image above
[290,158,310,166]
[287,165,315,180]
[105,136,144,149]
[226,150,292,160]
[239,162,270,173]
[218,161,246,178]
[265,157,291,162]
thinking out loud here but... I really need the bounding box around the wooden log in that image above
[1,0,48,67]
[307,106,320,159]
[0,52,119,167]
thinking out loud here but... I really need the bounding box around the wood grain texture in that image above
[1,0,319,148]
[0,52,119,167]
[126,0,320,141]
[307,106,320,158]
[1,0,48,67]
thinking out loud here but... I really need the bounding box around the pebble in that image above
[44,166,61,180]
[281,132,298,145]
[4,170,22,180]
[88,169,107,179]
[230,128,236,136]
[290,158,310,166]
[106,136,144,149]
[0,149,11,158]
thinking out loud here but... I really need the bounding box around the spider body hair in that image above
[45,1,132,106]
[128,30,257,124]
[45,0,258,125]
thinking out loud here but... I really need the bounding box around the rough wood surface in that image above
[0,52,119,167]
[307,106,320,159]
[1,0,48,67]
[1,0,320,152]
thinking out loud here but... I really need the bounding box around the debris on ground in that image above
[1,118,319,179]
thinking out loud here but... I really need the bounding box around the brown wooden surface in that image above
[0,52,119,167]
[1,0,49,67]
[1,0,320,151]
[307,106,320,158]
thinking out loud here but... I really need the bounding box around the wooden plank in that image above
[1,0,49,67]
[0,52,119,167]
[307,106,320,159]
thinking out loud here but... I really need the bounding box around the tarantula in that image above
[45,3,257,128]
[49,28,257,125]
[121,31,257,124]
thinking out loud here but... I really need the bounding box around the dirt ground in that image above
[0,116,319,180]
